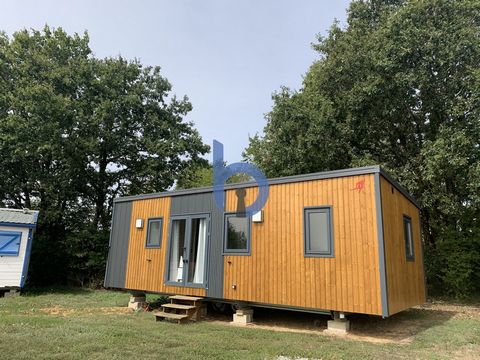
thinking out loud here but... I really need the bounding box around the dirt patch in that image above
[204,300,480,345]
[38,305,132,317]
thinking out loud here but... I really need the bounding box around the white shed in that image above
[0,208,39,290]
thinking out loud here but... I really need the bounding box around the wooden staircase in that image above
[153,295,204,324]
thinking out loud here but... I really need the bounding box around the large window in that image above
[146,218,163,248]
[304,207,334,257]
[223,213,250,254]
[403,215,414,261]
[0,231,22,256]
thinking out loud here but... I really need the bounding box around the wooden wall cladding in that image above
[223,174,383,315]
[124,197,206,297]
[380,176,426,315]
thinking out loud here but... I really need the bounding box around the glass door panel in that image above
[168,219,186,283]
[187,218,208,285]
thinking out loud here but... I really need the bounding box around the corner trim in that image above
[104,203,116,288]
[0,222,37,229]
[20,229,34,288]
[374,172,389,318]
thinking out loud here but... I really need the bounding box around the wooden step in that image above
[169,295,203,302]
[162,303,197,310]
[153,311,189,323]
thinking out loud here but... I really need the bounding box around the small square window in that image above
[146,218,163,248]
[403,215,414,261]
[304,207,334,257]
[223,213,250,254]
[0,231,22,256]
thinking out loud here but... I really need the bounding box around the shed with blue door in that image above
[0,208,39,290]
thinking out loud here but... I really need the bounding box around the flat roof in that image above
[114,165,420,208]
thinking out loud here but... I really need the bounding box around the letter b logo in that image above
[213,140,269,216]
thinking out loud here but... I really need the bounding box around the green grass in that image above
[0,288,478,359]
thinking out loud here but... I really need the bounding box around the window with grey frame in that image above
[146,218,163,248]
[223,213,250,254]
[403,215,414,261]
[304,206,334,257]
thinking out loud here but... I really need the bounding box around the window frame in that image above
[223,212,251,255]
[164,213,211,288]
[0,230,22,257]
[403,214,415,261]
[303,206,334,258]
[145,217,163,249]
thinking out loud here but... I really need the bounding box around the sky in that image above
[1,0,350,164]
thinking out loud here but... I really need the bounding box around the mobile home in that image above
[0,208,39,292]
[104,166,426,318]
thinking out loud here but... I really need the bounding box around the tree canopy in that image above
[0,26,209,285]
[245,0,480,296]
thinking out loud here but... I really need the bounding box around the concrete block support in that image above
[232,307,254,325]
[326,312,350,334]
[327,319,350,333]
[4,289,19,298]
[128,293,146,310]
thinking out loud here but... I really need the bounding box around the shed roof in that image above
[0,208,39,227]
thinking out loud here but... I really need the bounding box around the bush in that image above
[425,228,480,298]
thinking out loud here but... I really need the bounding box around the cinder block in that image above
[233,313,253,324]
[236,308,254,316]
[4,290,19,298]
[129,296,146,303]
[128,301,146,310]
[326,319,350,333]
[232,307,254,325]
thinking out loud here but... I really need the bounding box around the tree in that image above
[0,26,209,285]
[245,0,480,296]
[176,162,253,190]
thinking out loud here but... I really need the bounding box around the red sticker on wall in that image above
[352,179,365,192]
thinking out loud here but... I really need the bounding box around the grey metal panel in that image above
[170,193,224,298]
[374,173,389,317]
[104,201,132,289]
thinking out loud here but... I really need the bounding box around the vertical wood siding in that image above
[124,197,206,297]
[223,174,383,315]
[380,176,426,315]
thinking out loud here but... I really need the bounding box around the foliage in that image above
[0,26,209,285]
[245,0,480,296]
[176,162,252,189]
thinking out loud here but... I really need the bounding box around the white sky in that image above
[1,0,350,163]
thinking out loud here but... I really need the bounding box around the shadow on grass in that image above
[204,304,458,344]
[21,285,95,296]
[348,308,455,343]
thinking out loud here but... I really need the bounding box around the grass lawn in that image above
[0,288,478,359]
